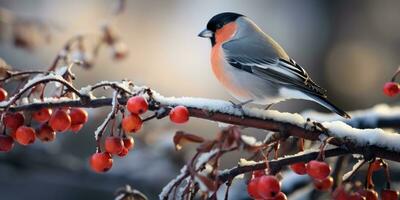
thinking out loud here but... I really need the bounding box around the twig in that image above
[218,148,349,182]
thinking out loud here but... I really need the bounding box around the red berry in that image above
[105,136,124,154]
[118,148,129,157]
[332,185,351,200]
[313,176,334,191]
[306,160,331,180]
[49,109,71,132]
[252,170,265,178]
[290,162,307,175]
[3,112,24,129]
[69,124,84,133]
[123,136,134,150]
[36,123,56,142]
[169,106,189,124]
[257,175,281,199]
[381,189,399,200]
[274,192,288,200]
[89,152,113,173]
[383,82,400,97]
[350,193,366,200]
[0,135,14,152]
[15,126,36,145]
[69,108,88,125]
[358,189,378,200]
[32,108,52,123]
[122,114,143,133]
[247,177,262,199]
[126,96,148,115]
[9,129,16,140]
[0,87,8,101]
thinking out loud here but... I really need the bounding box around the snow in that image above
[303,104,400,128]
[241,135,263,146]
[148,89,307,126]
[159,166,188,199]
[322,121,400,151]
[55,66,68,76]
[94,91,118,140]
[0,73,65,107]
[343,159,364,181]
[195,149,219,169]
[238,158,260,167]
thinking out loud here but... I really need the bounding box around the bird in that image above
[198,12,350,118]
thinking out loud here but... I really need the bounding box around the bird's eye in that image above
[216,24,222,29]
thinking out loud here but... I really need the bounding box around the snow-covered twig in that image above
[0,73,90,109]
[2,82,400,162]
[218,147,349,182]
[94,91,119,140]
[2,84,400,162]
[302,104,400,129]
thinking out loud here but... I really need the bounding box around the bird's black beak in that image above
[198,29,213,38]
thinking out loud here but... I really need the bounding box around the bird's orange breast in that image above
[211,22,247,97]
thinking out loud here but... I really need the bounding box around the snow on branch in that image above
[218,147,349,182]
[302,104,400,129]
[3,82,400,162]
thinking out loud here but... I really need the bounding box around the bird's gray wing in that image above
[222,37,327,97]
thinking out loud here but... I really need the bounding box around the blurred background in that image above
[0,0,400,199]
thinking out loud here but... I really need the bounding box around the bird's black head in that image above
[199,12,244,46]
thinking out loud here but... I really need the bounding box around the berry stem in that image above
[382,160,392,189]
[391,66,400,82]
[366,160,375,189]
[316,137,334,161]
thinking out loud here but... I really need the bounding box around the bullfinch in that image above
[198,12,350,118]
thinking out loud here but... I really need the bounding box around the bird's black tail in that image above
[309,95,351,119]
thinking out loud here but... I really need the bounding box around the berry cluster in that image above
[247,171,286,200]
[89,95,190,173]
[0,93,89,152]
[290,160,333,191]
[331,159,399,200]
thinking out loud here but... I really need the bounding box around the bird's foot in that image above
[229,99,253,117]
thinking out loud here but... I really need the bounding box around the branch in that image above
[218,147,349,182]
[302,104,400,129]
[3,84,400,162]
